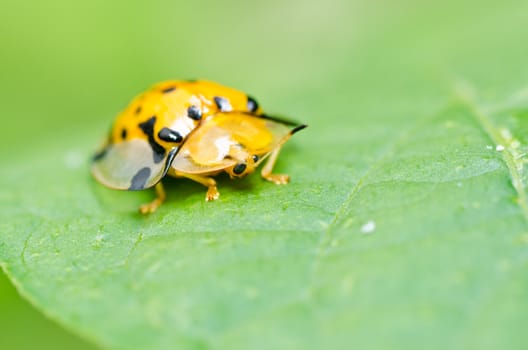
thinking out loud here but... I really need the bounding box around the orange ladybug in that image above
[92,80,306,214]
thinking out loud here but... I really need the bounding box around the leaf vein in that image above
[458,91,528,225]
[304,105,450,299]
[123,232,143,266]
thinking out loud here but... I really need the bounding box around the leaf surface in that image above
[2,0,528,349]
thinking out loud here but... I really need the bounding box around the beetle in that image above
[91,80,306,214]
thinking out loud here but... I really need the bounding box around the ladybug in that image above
[92,80,306,214]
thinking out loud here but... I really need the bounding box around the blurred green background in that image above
[0,270,97,349]
[2,0,527,156]
[2,0,528,349]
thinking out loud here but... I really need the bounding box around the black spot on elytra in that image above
[158,127,183,143]
[121,128,127,140]
[135,106,142,115]
[129,167,151,190]
[233,163,247,175]
[187,105,202,120]
[247,96,259,113]
[214,96,232,112]
[161,86,176,93]
[138,116,166,163]
[92,131,113,161]
[92,147,108,162]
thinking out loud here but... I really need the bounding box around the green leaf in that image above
[2,0,528,349]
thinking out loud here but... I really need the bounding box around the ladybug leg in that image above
[261,146,290,185]
[139,182,166,214]
[174,171,220,201]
